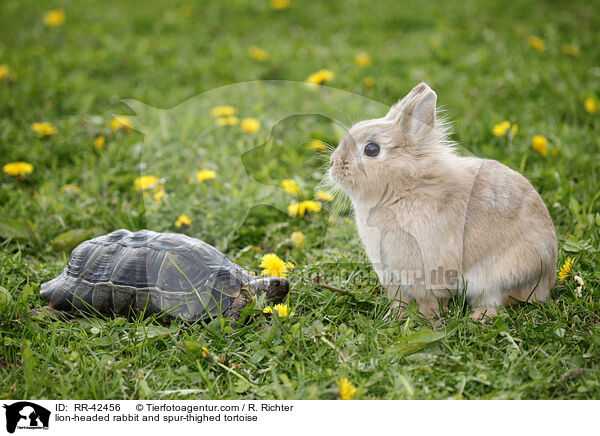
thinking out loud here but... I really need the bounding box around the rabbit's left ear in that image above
[386,83,428,120]
[410,85,437,137]
[387,82,437,142]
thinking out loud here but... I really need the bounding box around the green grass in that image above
[1,0,600,399]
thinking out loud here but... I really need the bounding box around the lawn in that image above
[1,0,599,399]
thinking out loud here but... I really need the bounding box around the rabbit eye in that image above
[364,142,380,157]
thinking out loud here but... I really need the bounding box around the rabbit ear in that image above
[410,85,437,136]
[386,82,429,120]
[388,83,437,143]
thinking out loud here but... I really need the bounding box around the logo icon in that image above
[2,402,50,434]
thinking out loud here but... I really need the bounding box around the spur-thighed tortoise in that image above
[37,229,289,322]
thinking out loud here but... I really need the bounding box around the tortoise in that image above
[36,229,289,322]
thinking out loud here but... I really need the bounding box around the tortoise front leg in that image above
[228,293,252,324]
[29,305,73,321]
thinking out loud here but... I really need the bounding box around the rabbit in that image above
[329,82,557,320]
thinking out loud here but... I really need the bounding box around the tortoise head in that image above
[248,277,289,303]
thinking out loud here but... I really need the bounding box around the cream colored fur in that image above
[329,82,557,320]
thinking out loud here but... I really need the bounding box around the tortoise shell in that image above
[40,229,255,322]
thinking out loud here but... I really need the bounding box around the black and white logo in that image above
[2,402,50,434]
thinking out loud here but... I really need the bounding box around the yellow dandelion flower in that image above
[31,121,57,138]
[585,98,598,115]
[94,135,106,150]
[263,303,290,317]
[0,64,10,81]
[216,116,239,126]
[3,161,34,178]
[259,253,288,277]
[134,175,161,191]
[288,200,322,217]
[270,0,290,10]
[43,9,66,27]
[562,44,581,58]
[60,184,81,195]
[291,231,306,247]
[492,121,511,137]
[110,116,133,132]
[353,52,372,67]
[558,257,574,281]
[316,190,334,202]
[492,125,505,137]
[196,169,217,182]
[527,36,545,52]
[303,200,321,213]
[248,46,269,62]
[153,189,165,203]
[175,214,191,228]
[306,69,334,86]
[336,377,357,400]
[308,140,327,151]
[0,64,15,83]
[532,135,548,156]
[201,346,210,358]
[282,179,300,196]
[210,105,236,117]
[241,117,261,134]
[362,76,375,88]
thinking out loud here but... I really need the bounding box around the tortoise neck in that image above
[240,283,255,296]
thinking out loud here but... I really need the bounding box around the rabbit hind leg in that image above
[384,289,413,320]
[470,306,498,321]
[504,279,553,306]
[416,296,449,319]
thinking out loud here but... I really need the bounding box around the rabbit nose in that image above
[329,156,334,167]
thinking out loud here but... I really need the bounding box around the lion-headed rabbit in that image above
[329,82,557,320]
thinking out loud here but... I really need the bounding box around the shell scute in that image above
[43,272,74,311]
[103,229,131,243]
[75,243,122,283]
[91,283,113,314]
[109,246,165,287]
[70,280,95,311]
[149,232,199,251]
[112,286,136,315]
[156,251,212,293]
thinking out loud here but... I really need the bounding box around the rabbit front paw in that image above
[470,306,498,321]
